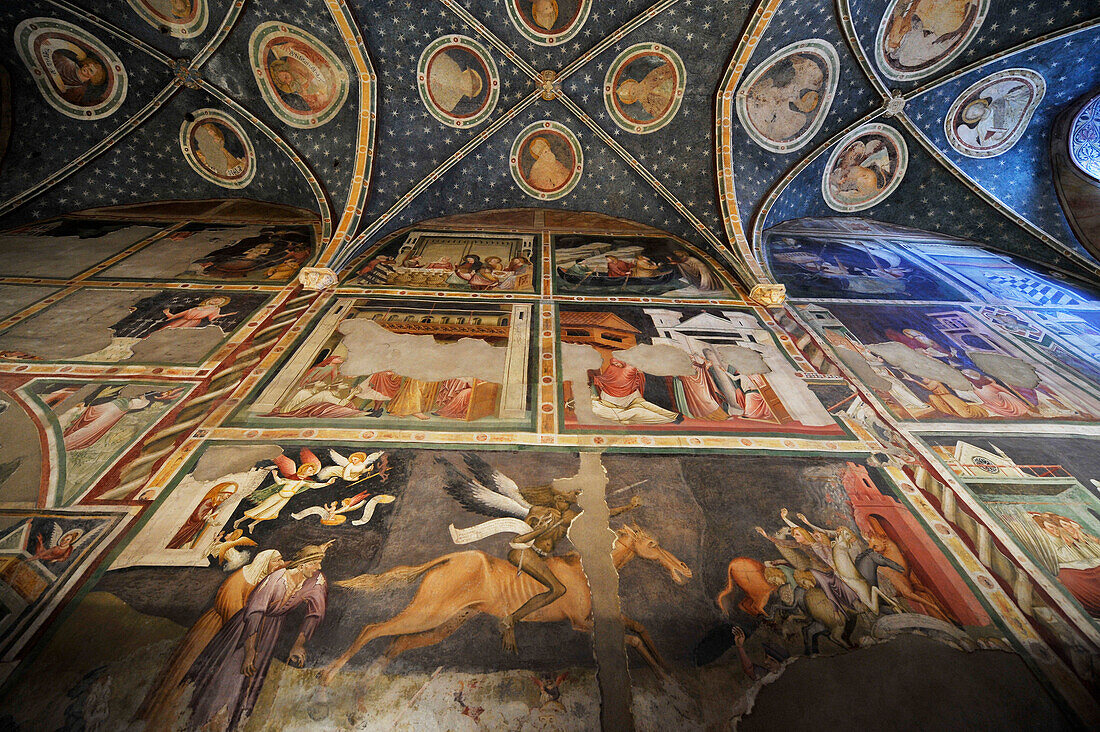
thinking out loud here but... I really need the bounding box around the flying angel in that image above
[317,450,387,482]
[291,491,396,526]
[207,529,258,570]
[235,449,336,532]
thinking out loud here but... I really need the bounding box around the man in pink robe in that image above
[676,355,729,420]
[61,386,180,451]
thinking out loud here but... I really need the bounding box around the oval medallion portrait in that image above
[506,0,592,46]
[249,21,349,129]
[126,0,209,38]
[821,123,908,212]
[14,18,128,120]
[945,68,1045,159]
[180,109,256,189]
[417,35,499,128]
[736,39,839,153]
[510,121,583,200]
[603,43,686,134]
[875,0,989,81]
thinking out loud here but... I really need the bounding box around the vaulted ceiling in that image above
[1,0,1098,286]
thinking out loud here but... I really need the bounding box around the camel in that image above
[320,525,692,685]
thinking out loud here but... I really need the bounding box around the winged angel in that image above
[440,453,641,652]
[235,449,336,532]
[33,523,100,564]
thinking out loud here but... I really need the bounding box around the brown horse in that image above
[320,524,691,685]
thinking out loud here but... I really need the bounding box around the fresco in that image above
[510,121,583,201]
[736,39,840,153]
[944,68,1045,159]
[921,248,1094,306]
[802,302,1100,423]
[245,298,534,429]
[603,43,686,134]
[14,18,128,120]
[505,0,592,45]
[350,229,536,293]
[875,0,989,81]
[8,447,616,731]
[248,22,350,129]
[606,453,1000,728]
[100,223,313,283]
[179,110,257,189]
[0,219,171,279]
[821,124,908,213]
[1012,307,1100,386]
[20,379,190,506]
[0,511,126,657]
[554,234,731,298]
[558,304,843,435]
[0,289,268,365]
[763,232,967,300]
[125,0,209,38]
[417,35,499,129]
[922,436,1100,624]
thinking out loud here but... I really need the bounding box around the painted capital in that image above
[749,283,786,307]
[298,267,338,290]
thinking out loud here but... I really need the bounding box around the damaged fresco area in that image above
[245,298,535,429]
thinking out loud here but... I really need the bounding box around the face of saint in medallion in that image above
[505,0,592,46]
[249,21,350,129]
[510,121,583,200]
[822,124,908,212]
[603,44,686,134]
[875,0,989,81]
[737,39,839,153]
[15,17,128,120]
[125,0,209,38]
[944,68,1045,159]
[180,109,256,189]
[417,36,499,128]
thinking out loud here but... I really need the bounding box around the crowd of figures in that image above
[698,507,969,677]
[357,251,534,291]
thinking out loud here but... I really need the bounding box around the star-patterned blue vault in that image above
[0,0,1098,288]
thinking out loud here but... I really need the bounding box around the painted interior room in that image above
[1,0,1100,729]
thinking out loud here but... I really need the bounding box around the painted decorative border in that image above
[504,0,593,46]
[178,108,256,189]
[417,35,500,129]
[509,120,583,200]
[944,68,1046,159]
[125,0,209,38]
[874,0,990,82]
[735,38,839,153]
[248,21,350,129]
[14,17,129,121]
[820,122,908,212]
[602,42,686,134]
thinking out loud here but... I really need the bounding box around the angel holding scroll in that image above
[439,453,642,653]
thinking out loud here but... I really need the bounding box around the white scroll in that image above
[448,518,533,545]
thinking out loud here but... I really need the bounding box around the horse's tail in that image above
[336,555,452,592]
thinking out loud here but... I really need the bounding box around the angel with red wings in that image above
[235,449,336,533]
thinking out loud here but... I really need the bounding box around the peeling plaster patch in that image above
[190,444,284,482]
[868,342,971,391]
[616,343,693,376]
[561,342,604,425]
[338,319,505,382]
[967,351,1039,388]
